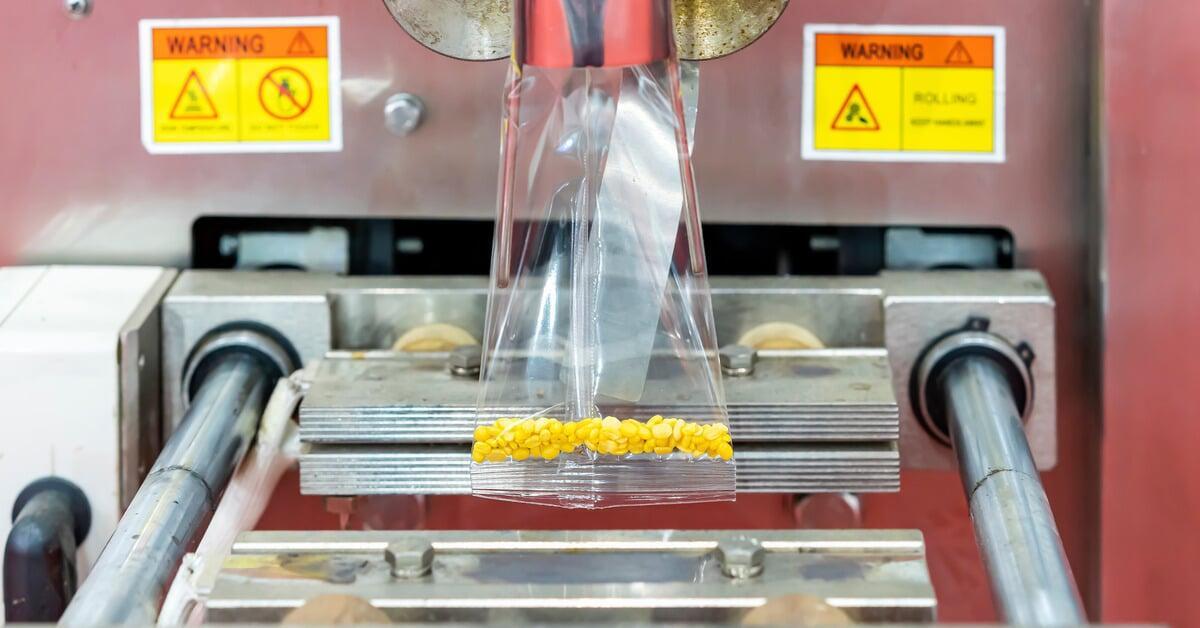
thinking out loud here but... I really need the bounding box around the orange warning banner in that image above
[152,26,327,59]
[815,34,993,68]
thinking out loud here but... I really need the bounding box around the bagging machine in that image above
[0,0,1124,624]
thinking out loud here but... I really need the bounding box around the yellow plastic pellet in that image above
[471,416,734,463]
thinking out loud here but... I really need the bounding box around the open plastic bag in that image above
[470,52,734,508]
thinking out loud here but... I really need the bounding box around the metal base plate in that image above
[204,529,936,624]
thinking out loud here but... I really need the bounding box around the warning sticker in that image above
[803,25,1005,162]
[139,17,342,154]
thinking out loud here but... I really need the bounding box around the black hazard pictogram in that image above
[944,40,974,65]
[258,66,314,120]
[287,30,315,55]
[169,69,218,120]
[831,84,880,131]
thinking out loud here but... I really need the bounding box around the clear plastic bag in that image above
[470,55,734,508]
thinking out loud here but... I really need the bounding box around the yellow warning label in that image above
[814,68,900,151]
[139,17,341,153]
[831,85,880,131]
[170,70,220,119]
[804,25,1004,162]
[240,59,331,142]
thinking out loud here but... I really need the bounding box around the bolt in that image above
[447,345,482,378]
[64,0,92,18]
[1015,341,1036,365]
[384,93,425,136]
[324,557,366,584]
[716,537,765,579]
[719,344,757,377]
[385,539,434,578]
[966,316,990,332]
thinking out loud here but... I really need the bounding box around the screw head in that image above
[324,556,367,584]
[64,0,92,18]
[385,540,434,578]
[719,344,757,376]
[716,537,765,579]
[384,93,425,136]
[447,345,482,377]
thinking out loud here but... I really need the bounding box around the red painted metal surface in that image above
[1102,1,1200,625]
[0,0,1106,620]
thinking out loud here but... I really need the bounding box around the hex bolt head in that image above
[64,0,92,18]
[716,538,765,579]
[384,93,425,136]
[324,556,367,584]
[719,344,757,377]
[385,540,434,579]
[447,345,482,378]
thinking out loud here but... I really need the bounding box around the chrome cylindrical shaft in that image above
[60,351,274,625]
[941,354,1084,626]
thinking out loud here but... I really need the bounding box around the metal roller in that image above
[60,330,293,626]
[918,328,1084,626]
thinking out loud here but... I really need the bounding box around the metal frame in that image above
[200,529,936,623]
[160,270,1056,472]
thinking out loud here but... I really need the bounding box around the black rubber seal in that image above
[910,334,1032,447]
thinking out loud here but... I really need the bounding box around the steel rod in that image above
[941,354,1084,626]
[60,352,273,626]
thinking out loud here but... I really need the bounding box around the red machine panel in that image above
[1102,1,1200,625]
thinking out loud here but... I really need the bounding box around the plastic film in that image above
[472,55,733,508]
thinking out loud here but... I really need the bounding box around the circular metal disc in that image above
[673,0,788,60]
[382,0,788,62]
[382,0,513,62]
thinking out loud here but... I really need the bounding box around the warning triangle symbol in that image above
[831,84,880,131]
[287,30,315,55]
[945,40,974,65]
[169,70,218,120]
